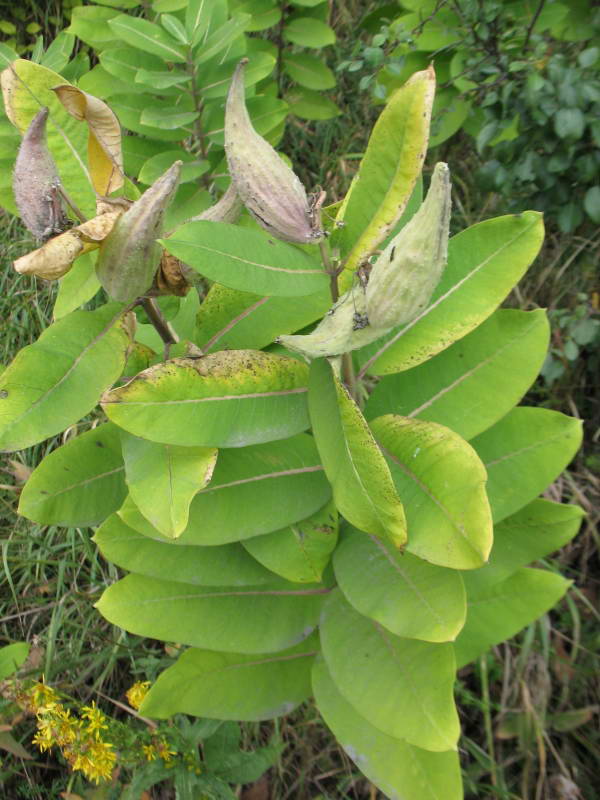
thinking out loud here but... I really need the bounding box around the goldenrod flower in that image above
[126,680,151,710]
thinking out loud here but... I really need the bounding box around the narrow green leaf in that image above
[162,222,328,297]
[18,423,126,526]
[463,499,584,595]
[358,212,545,376]
[140,633,318,720]
[371,415,493,569]
[0,305,130,452]
[120,433,217,538]
[193,14,250,60]
[337,66,435,271]
[99,46,164,86]
[103,350,310,448]
[334,526,466,642]
[140,106,199,130]
[185,0,219,40]
[109,94,187,141]
[160,12,189,44]
[285,88,341,120]
[93,513,276,585]
[134,68,189,90]
[454,568,571,669]
[320,589,460,751]
[308,359,407,549]
[283,18,335,48]
[365,309,550,440]
[242,501,338,583]
[96,573,328,653]
[283,53,335,90]
[138,150,208,186]
[472,407,583,522]
[108,14,188,62]
[313,658,463,800]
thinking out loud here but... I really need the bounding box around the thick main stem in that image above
[141,298,179,356]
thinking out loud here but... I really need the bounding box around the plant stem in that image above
[58,186,86,224]
[187,49,212,190]
[480,655,498,788]
[141,298,179,358]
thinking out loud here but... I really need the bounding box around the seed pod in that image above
[225,59,322,244]
[186,181,242,226]
[365,162,451,330]
[13,107,67,241]
[96,162,181,304]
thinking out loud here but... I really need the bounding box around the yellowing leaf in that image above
[53,84,124,195]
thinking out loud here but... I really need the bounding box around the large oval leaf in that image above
[96,573,328,653]
[471,407,583,523]
[313,658,463,800]
[333,527,466,643]
[119,434,331,545]
[18,423,126,526]
[140,633,319,720]
[120,432,217,539]
[365,309,550,440]
[107,14,188,62]
[462,499,584,596]
[0,304,130,452]
[242,501,338,583]
[162,222,328,297]
[308,358,407,549]
[358,212,545,376]
[371,415,493,569]
[102,350,310,448]
[93,513,276,586]
[454,567,571,669]
[319,589,460,752]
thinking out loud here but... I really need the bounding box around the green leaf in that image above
[140,105,199,130]
[584,186,600,223]
[193,14,250,60]
[231,0,282,31]
[120,433,217,539]
[313,658,463,800]
[308,359,407,549]
[66,6,121,48]
[283,53,335,90]
[197,52,276,100]
[320,589,459,751]
[110,94,191,141]
[554,108,585,140]
[160,12,189,44]
[283,17,335,48]
[103,350,310,448]
[242,501,338,583]
[1,59,96,218]
[99,46,164,86]
[334,526,466,642]
[0,305,130,452]
[0,643,30,681]
[371,415,492,569]
[462,499,584,596]
[93,512,276,585]
[336,66,435,272]
[195,284,330,354]
[454,568,571,669]
[108,14,187,62]
[162,222,328,297]
[138,150,208,186]
[185,0,219,40]
[18,423,126,526]
[96,573,328,653]
[471,408,583,523]
[119,434,331,545]
[364,309,550,440]
[285,87,341,120]
[359,212,545,376]
[204,94,288,146]
[134,67,189,90]
[140,633,318,719]
[41,31,75,73]
[54,251,101,320]
[429,88,470,148]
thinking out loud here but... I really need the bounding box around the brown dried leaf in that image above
[152,251,191,297]
[13,229,84,279]
[53,85,123,196]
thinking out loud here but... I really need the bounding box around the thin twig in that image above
[141,297,179,355]
[524,0,547,50]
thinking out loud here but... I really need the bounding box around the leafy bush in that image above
[342,0,600,232]
[0,47,584,799]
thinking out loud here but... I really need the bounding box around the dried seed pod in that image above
[13,107,68,241]
[365,162,451,329]
[225,59,322,244]
[96,162,182,304]
[186,181,242,225]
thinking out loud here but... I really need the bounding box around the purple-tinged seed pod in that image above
[13,107,67,241]
[225,59,323,244]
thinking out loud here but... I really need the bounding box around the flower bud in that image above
[96,162,181,303]
[225,59,323,244]
[13,107,67,241]
[365,162,451,329]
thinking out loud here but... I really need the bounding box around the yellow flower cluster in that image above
[125,680,151,710]
[20,682,116,785]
